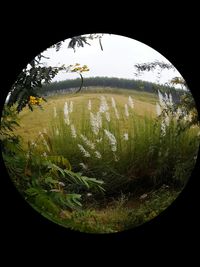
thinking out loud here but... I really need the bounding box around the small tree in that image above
[134,60,199,127]
[6,34,103,113]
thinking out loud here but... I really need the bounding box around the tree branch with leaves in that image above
[134,60,199,127]
[6,34,103,113]
[67,63,90,93]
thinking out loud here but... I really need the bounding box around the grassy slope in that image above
[16,87,157,146]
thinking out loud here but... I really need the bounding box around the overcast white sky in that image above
[41,34,183,85]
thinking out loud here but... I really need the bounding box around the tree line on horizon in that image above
[39,76,184,100]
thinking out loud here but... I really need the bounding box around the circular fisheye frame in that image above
[1,34,199,234]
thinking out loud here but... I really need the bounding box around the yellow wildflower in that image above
[69,64,90,74]
[29,96,43,105]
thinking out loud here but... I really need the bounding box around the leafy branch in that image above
[7,34,103,113]
[68,34,104,52]
[134,60,175,74]
[67,63,90,93]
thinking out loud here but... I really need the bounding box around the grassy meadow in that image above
[3,87,200,233]
[16,88,157,146]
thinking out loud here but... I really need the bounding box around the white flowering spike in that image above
[156,102,162,116]
[96,138,102,143]
[64,102,70,125]
[90,112,98,135]
[164,92,173,107]
[97,112,102,128]
[64,102,69,116]
[53,107,57,118]
[104,129,117,152]
[90,112,102,135]
[56,128,59,136]
[99,96,109,113]
[188,113,193,122]
[158,90,165,107]
[128,96,134,109]
[165,92,169,102]
[111,97,116,108]
[70,124,77,138]
[80,134,95,149]
[165,115,170,126]
[94,151,102,159]
[185,113,193,122]
[169,93,173,106]
[123,133,129,141]
[124,104,129,117]
[176,108,182,120]
[177,108,182,116]
[42,152,47,157]
[105,111,111,122]
[79,163,88,170]
[69,101,73,113]
[78,144,91,158]
[114,107,120,120]
[88,100,92,111]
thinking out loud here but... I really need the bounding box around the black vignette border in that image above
[0,17,199,259]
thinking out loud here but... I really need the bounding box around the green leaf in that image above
[25,187,45,196]
[49,191,82,209]
[48,163,66,177]
[63,169,105,192]
[47,155,71,170]
[44,176,59,185]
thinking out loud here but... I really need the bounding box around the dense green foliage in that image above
[1,106,105,213]
[7,54,65,112]
[0,105,21,155]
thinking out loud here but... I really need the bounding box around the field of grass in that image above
[16,88,157,146]
[4,87,199,233]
